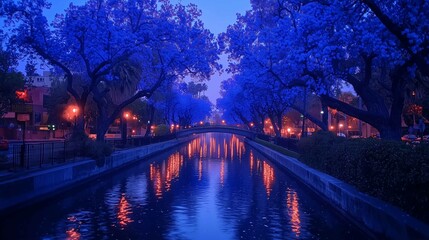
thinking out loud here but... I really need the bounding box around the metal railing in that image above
[11,141,78,170]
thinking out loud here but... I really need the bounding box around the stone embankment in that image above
[0,136,196,214]
[245,138,429,240]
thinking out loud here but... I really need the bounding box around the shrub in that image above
[154,124,170,136]
[297,131,346,170]
[0,153,7,162]
[298,132,429,223]
[84,140,113,160]
[254,138,300,159]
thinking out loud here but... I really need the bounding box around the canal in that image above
[0,133,370,239]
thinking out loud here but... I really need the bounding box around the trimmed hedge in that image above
[297,131,429,223]
[254,138,300,159]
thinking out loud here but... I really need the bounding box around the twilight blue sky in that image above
[43,0,252,104]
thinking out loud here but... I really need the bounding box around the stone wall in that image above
[0,136,196,214]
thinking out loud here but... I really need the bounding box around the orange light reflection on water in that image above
[150,152,184,198]
[66,215,81,240]
[286,189,301,237]
[262,161,275,197]
[118,194,133,228]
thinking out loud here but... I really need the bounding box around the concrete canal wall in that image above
[0,136,196,214]
[245,139,429,240]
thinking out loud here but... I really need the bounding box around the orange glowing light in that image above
[286,190,301,237]
[66,228,81,240]
[15,89,31,102]
[118,194,133,228]
[262,161,275,197]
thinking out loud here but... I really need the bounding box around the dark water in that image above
[0,133,369,239]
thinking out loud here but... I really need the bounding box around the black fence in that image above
[8,134,179,171]
[11,141,78,170]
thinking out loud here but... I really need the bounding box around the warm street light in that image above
[72,107,78,127]
[221,120,225,124]
[339,123,344,135]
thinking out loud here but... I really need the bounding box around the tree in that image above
[219,0,429,140]
[0,32,25,117]
[4,0,219,141]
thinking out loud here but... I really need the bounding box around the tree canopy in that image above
[2,0,220,140]
[218,0,429,140]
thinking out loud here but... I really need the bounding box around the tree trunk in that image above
[145,105,155,137]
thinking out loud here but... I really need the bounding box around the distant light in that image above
[339,124,344,128]
[320,110,324,114]
[287,128,291,132]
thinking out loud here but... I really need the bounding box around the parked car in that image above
[401,134,418,143]
[0,137,9,151]
[337,133,346,138]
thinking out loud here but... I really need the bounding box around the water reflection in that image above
[149,152,184,198]
[286,189,301,237]
[0,133,368,240]
[118,194,133,228]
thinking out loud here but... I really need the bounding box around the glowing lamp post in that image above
[122,112,130,145]
[339,123,344,135]
[72,107,78,127]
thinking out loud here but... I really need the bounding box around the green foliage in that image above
[84,140,113,160]
[297,131,346,170]
[154,124,170,136]
[298,132,429,223]
[254,138,300,159]
[0,42,25,116]
[66,133,112,163]
[45,78,70,125]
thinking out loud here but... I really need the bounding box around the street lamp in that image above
[122,112,130,145]
[72,107,78,127]
[339,123,344,135]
